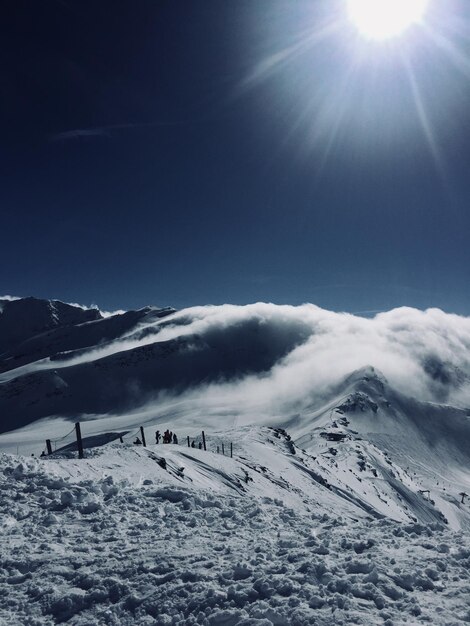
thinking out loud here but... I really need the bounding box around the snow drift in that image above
[1,429,469,625]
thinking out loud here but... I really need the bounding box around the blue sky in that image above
[1,0,470,314]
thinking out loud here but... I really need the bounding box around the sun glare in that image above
[244,0,467,174]
[347,0,429,41]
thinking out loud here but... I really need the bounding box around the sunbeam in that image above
[238,0,470,172]
[422,23,470,79]
[401,54,445,177]
[241,21,341,91]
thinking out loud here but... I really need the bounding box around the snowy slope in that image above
[289,367,470,530]
[2,298,470,624]
[1,430,469,625]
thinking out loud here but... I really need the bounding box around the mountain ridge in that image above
[1,296,469,531]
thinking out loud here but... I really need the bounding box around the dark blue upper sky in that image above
[2,0,470,314]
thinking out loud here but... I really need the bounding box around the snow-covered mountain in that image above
[1,296,470,527]
[294,365,470,529]
[0,297,468,524]
[2,297,470,429]
[0,296,175,375]
[0,296,102,356]
[0,298,314,431]
[1,297,470,624]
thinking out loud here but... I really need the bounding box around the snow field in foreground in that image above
[0,436,469,626]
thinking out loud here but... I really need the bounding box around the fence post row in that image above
[75,422,84,459]
[44,424,231,459]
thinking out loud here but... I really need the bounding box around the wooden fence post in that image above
[222,443,225,456]
[230,442,233,458]
[217,446,220,454]
[187,435,190,448]
[202,431,206,451]
[46,439,53,455]
[75,422,84,459]
[140,427,146,447]
[119,435,124,443]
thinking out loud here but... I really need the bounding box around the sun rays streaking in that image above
[241,21,342,91]
[400,54,445,178]
[237,0,470,174]
[421,22,470,80]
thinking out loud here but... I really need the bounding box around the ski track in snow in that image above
[1,433,470,626]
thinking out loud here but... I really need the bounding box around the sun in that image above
[347,0,429,41]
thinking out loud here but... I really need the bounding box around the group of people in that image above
[153,430,203,449]
[132,428,203,449]
[155,430,178,444]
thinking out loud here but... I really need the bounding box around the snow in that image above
[1,431,469,625]
[1,297,470,624]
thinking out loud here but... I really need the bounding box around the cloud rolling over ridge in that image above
[2,300,470,433]
[146,303,470,423]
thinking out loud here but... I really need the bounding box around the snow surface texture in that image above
[1,430,470,625]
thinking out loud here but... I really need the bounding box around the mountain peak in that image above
[344,365,387,388]
[0,297,102,354]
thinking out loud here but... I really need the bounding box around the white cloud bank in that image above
[3,300,470,441]
[49,301,470,411]
[110,303,470,425]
